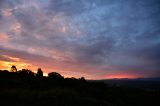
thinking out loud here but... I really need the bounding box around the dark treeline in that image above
[0,66,87,89]
[0,66,160,106]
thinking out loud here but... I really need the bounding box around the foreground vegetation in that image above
[0,66,160,106]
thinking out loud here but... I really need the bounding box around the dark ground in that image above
[0,70,160,106]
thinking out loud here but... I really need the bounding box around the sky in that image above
[0,0,160,79]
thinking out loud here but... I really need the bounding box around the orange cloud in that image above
[0,55,35,72]
[0,61,30,70]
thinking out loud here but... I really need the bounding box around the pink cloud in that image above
[0,32,8,42]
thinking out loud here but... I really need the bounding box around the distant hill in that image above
[89,77,160,89]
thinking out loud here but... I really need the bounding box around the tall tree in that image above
[36,68,43,78]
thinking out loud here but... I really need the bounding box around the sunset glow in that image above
[0,61,31,71]
[104,74,140,79]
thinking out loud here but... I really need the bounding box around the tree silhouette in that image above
[11,65,17,72]
[48,72,64,80]
[79,77,86,82]
[36,68,43,78]
[18,69,35,77]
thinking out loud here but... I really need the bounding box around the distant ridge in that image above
[89,77,160,89]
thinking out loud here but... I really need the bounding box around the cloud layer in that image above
[0,0,160,79]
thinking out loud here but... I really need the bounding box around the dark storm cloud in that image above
[47,0,87,16]
[0,0,160,78]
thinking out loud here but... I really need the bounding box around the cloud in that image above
[0,55,15,62]
[0,0,160,79]
[0,32,8,42]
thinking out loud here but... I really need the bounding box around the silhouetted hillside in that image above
[92,78,160,89]
[0,66,160,106]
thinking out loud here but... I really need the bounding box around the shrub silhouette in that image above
[48,72,64,80]
[18,69,35,76]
